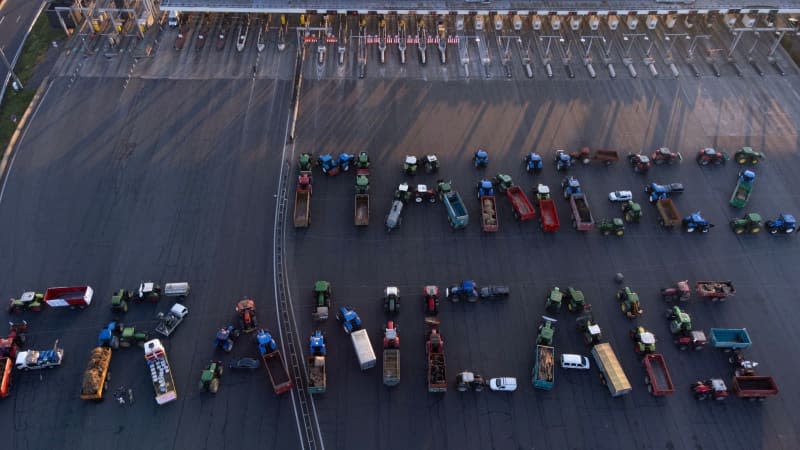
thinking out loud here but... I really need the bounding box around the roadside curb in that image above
[0,74,50,185]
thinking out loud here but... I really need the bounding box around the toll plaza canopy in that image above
[160,0,800,14]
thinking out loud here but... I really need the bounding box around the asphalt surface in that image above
[1,13,800,450]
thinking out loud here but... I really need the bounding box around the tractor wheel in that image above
[513,211,520,220]
[751,158,759,165]
[750,226,760,234]
[209,378,219,394]
[737,157,747,165]
[679,344,688,351]
[734,227,744,234]
[714,158,723,166]
[644,376,651,385]
[698,157,709,166]
[616,229,624,237]
[217,366,224,377]
[602,230,610,236]
[686,227,695,233]
[647,385,653,393]
[701,227,710,233]
[769,228,779,235]
[122,303,128,313]
[620,304,627,313]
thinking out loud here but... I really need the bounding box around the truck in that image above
[15,341,63,370]
[710,328,751,352]
[351,329,376,371]
[0,357,12,398]
[43,286,93,309]
[506,185,536,221]
[642,354,674,397]
[80,347,112,401]
[695,281,735,300]
[536,185,560,232]
[155,303,190,337]
[655,198,681,228]
[479,193,498,232]
[532,345,555,390]
[438,181,469,229]
[307,355,326,395]
[426,318,447,393]
[569,193,594,231]
[144,339,177,405]
[293,171,312,228]
[591,343,632,397]
[730,170,755,209]
[730,376,778,400]
[354,194,369,226]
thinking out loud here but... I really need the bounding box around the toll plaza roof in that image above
[160,0,800,14]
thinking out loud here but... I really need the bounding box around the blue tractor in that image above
[561,176,582,199]
[474,148,489,168]
[646,183,669,203]
[317,154,339,175]
[683,212,714,233]
[555,150,573,171]
[336,306,363,334]
[214,325,240,353]
[309,330,326,356]
[525,152,544,174]
[477,179,495,199]
[338,152,355,172]
[446,280,479,303]
[257,329,278,355]
[98,321,121,348]
[766,213,796,235]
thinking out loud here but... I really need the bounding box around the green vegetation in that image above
[783,36,800,67]
[0,13,65,150]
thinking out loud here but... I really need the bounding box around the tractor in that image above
[110,289,132,313]
[0,321,27,358]
[524,152,543,174]
[493,174,514,194]
[617,287,643,319]
[383,321,400,348]
[336,306,363,334]
[621,200,642,223]
[298,152,313,171]
[536,184,552,201]
[384,286,400,314]
[473,148,489,168]
[413,184,437,203]
[696,147,727,166]
[661,280,690,302]
[213,325,240,353]
[729,350,759,377]
[312,281,331,321]
[729,213,762,234]
[630,326,657,355]
[423,285,440,315]
[537,316,557,346]
[394,182,412,204]
[666,306,692,334]
[198,361,223,394]
[317,154,339,175]
[257,329,277,355]
[564,287,586,313]
[628,153,651,173]
[666,305,707,350]
[403,155,419,175]
[423,154,440,173]
[554,150,572,171]
[236,299,258,333]
[338,152,355,172]
[356,151,370,169]
[766,213,796,234]
[136,282,161,302]
[456,371,487,392]
[7,291,43,314]
[99,322,148,349]
[692,379,728,401]
[545,287,563,312]
[645,183,669,203]
[576,313,602,345]
[425,318,444,354]
[446,280,478,303]
[309,330,326,356]
[733,147,765,165]
[683,212,714,233]
[597,218,625,236]
[355,171,369,194]
[651,147,682,165]
[561,176,582,199]
[477,179,495,199]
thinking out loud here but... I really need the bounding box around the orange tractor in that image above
[236,299,259,333]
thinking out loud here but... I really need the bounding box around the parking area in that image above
[0,8,799,450]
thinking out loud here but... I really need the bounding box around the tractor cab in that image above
[383,321,400,348]
[424,285,440,315]
[257,329,277,355]
[356,151,370,169]
[473,148,489,168]
[403,155,418,175]
[536,184,551,200]
[477,179,495,198]
[423,154,440,173]
[493,174,513,193]
[309,330,326,356]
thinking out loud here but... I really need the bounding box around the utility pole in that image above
[0,46,23,90]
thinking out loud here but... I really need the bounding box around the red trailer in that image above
[505,186,536,221]
[538,198,559,232]
[731,376,778,400]
[643,354,674,396]
[695,281,735,301]
[43,286,93,309]
[0,357,12,398]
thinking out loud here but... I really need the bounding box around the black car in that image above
[667,183,684,194]
[228,357,260,370]
[478,285,510,300]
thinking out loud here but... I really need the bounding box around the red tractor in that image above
[660,280,690,302]
[627,153,651,173]
[651,147,682,165]
[423,285,440,315]
[383,321,400,348]
[0,321,27,358]
[236,299,259,333]
[696,147,727,166]
[692,379,728,401]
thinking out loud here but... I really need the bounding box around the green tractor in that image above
[493,174,514,193]
[136,282,161,302]
[564,287,586,313]
[621,200,642,223]
[576,313,602,346]
[617,287,643,319]
[119,325,148,348]
[545,287,563,312]
[199,361,223,394]
[630,326,657,355]
[666,306,692,335]
[355,172,369,194]
[298,152,313,171]
[8,291,44,314]
[312,281,331,321]
[110,289,132,313]
[729,213,762,234]
[598,218,625,236]
[733,147,765,165]
[536,316,557,346]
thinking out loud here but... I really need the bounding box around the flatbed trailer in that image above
[655,198,681,228]
[506,186,536,221]
[695,281,735,300]
[532,345,554,390]
[710,328,751,351]
[263,350,293,395]
[538,198,560,232]
[383,348,400,386]
[643,354,674,396]
[731,376,778,399]
[80,347,112,401]
[569,193,594,231]
[43,286,93,309]
[354,194,369,226]
[479,195,498,232]
[593,150,619,165]
[144,339,177,405]
[307,355,326,395]
[592,343,631,397]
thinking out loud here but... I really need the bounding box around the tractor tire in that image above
[616,229,624,237]
[750,226,760,234]
[217,366,224,377]
[686,227,695,233]
[603,230,610,236]
[769,228,779,235]
[679,344,688,351]
[209,378,219,394]
[737,157,747,165]
[120,340,130,348]
[698,157,709,166]
[122,303,128,313]
[734,227,744,234]
[701,227,710,233]
[751,158,759,165]
[111,337,120,350]
[714,158,723,166]
[647,385,653,393]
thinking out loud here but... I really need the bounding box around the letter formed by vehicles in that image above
[43,286,93,309]
[144,339,177,405]
[80,347,112,401]
[532,345,555,390]
[591,343,632,397]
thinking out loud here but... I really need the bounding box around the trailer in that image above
[593,150,620,165]
[262,349,293,395]
[43,286,93,309]
[144,339,177,405]
[731,376,778,400]
[351,329,376,371]
[293,171,312,228]
[710,328,751,352]
[441,188,469,229]
[655,198,681,228]
[506,186,536,221]
[163,282,190,299]
[354,194,370,226]
[695,281,735,300]
[569,193,594,231]
[479,195,499,232]
[532,345,554,390]
[15,341,63,370]
[383,348,400,386]
[426,318,447,393]
[80,347,112,401]
[0,357,12,398]
[155,303,189,337]
[642,354,674,397]
[591,343,631,397]
[307,356,326,395]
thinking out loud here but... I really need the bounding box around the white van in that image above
[561,354,591,370]
[168,11,180,27]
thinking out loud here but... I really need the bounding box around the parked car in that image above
[667,183,684,194]
[560,353,591,370]
[228,357,260,370]
[489,377,517,391]
[608,191,633,202]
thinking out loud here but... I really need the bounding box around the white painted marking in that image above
[0,16,6,25]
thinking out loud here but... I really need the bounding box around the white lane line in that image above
[0,16,6,25]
